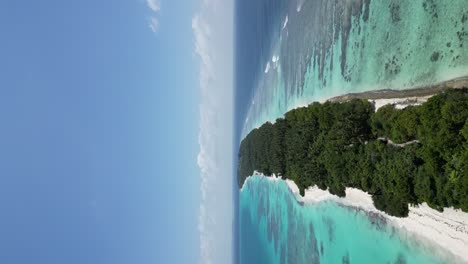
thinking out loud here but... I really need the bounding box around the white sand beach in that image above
[371,95,433,111]
[284,180,468,263]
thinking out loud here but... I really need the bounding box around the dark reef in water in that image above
[281,0,373,91]
[342,252,351,264]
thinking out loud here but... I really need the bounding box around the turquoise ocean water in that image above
[240,176,455,264]
[240,0,468,138]
[235,1,468,263]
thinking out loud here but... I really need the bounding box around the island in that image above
[238,88,468,218]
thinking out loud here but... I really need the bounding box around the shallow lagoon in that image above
[240,176,453,264]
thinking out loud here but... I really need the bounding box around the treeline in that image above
[238,89,468,217]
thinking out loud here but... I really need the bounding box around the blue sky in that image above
[0,0,232,263]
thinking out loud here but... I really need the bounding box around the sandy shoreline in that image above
[328,76,468,111]
[286,180,468,264]
[241,77,467,140]
[328,76,468,102]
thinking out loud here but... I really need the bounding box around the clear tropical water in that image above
[238,0,468,138]
[240,176,454,264]
[235,0,468,263]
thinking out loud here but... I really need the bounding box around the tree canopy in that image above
[238,89,468,217]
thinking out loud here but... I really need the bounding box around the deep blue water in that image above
[235,0,284,137]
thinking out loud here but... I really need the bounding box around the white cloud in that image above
[193,0,234,263]
[148,17,159,32]
[146,0,160,12]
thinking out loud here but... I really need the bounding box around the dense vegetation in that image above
[238,89,468,217]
